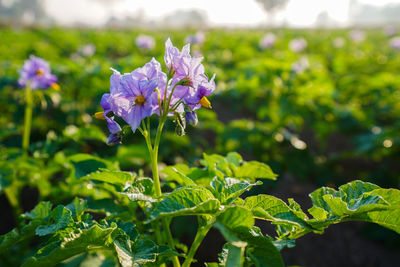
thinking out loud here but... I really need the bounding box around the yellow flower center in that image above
[134,95,146,105]
[51,83,60,91]
[36,68,44,76]
[94,112,105,120]
[199,96,212,109]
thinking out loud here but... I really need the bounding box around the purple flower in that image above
[107,69,159,132]
[164,38,191,72]
[99,93,122,134]
[164,38,215,109]
[384,26,396,36]
[259,33,276,49]
[18,55,58,90]
[390,37,400,50]
[185,31,205,45]
[349,30,365,43]
[289,38,307,52]
[107,132,122,146]
[185,74,216,110]
[132,58,166,87]
[136,35,155,50]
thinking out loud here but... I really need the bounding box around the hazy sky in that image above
[44,0,400,27]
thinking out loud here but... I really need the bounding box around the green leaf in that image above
[149,186,220,221]
[201,153,277,182]
[1,202,53,251]
[210,177,262,204]
[83,169,134,189]
[22,224,116,267]
[162,164,210,186]
[244,195,309,230]
[216,206,255,234]
[221,242,246,267]
[35,205,74,236]
[66,198,87,222]
[112,228,157,267]
[233,161,277,180]
[350,188,400,234]
[121,177,156,202]
[22,202,53,220]
[248,180,400,241]
[67,154,118,179]
[162,166,196,186]
[225,152,243,166]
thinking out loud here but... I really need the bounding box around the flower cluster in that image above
[97,38,215,144]
[18,55,58,90]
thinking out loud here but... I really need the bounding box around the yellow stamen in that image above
[199,96,212,109]
[134,95,146,105]
[36,68,44,76]
[94,112,105,120]
[51,83,60,91]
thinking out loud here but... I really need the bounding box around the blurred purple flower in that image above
[291,57,309,74]
[349,30,365,43]
[107,68,158,132]
[18,55,57,90]
[390,37,400,50]
[136,35,155,50]
[333,37,345,48]
[384,26,397,36]
[289,38,307,52]
[185,31,205,45]
[79,44,96,57]
[259,33,276,49]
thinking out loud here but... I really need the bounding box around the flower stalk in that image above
[22,85,33,154]
[141,113,181,267]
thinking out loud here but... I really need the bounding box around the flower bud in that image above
[185,111,198,126]
[106,132,122,146]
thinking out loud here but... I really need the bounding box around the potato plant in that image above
[0,35,399,267]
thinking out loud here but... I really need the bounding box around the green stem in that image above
[182,223,213,267]
[22,85,33,154]
[145,117,180,267]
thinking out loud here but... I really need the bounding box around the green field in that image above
[1,28,399,266]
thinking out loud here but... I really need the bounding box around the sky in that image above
[44,0,400,27]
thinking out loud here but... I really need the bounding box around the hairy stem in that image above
[22,85,33,154]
